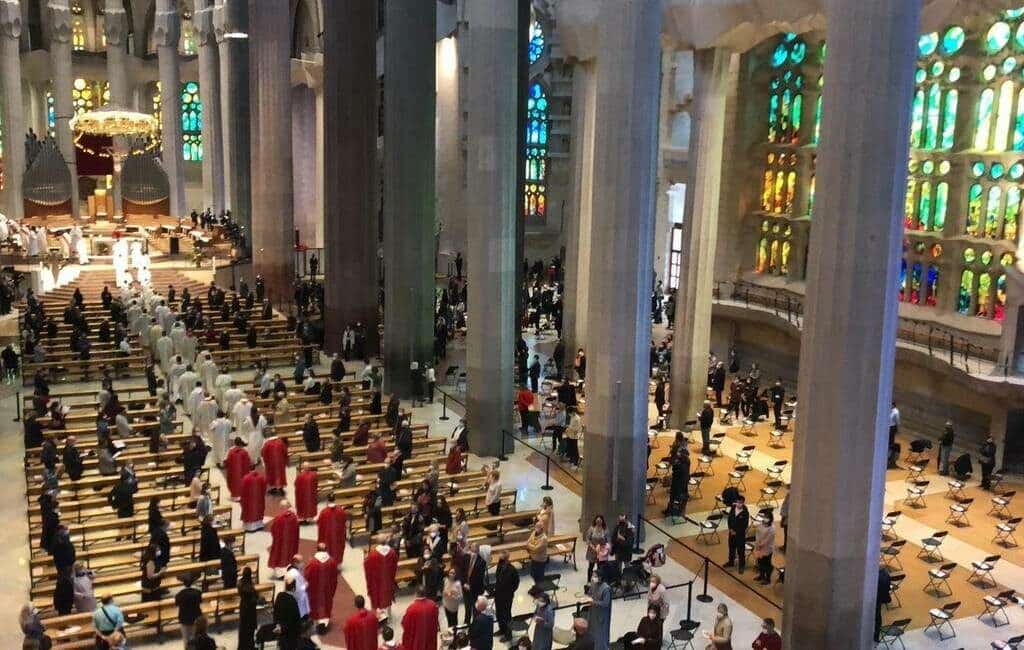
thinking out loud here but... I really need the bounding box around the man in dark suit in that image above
[463,543,487,624]
[274,576,303,650]
[493,550,520,641]
[468,596,494,650]
[875,567,892,643]
[725,495,750,574]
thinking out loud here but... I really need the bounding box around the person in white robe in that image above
[186,385,205,420]
[284,557,311,615]
[167,358,187,402]
[232,397,253,429]
[207,411,233,466]
[148,321,164,354]
[193,394,218,439]
[155,303,171,334]
[198,353,219,392]
[69,224,89,264]
[177,367,200,411]
[169,321,187,353]
[214,373,234,408]
[222,384,245,417]
[244,416,262,466]
[179,333,198,367]
[156,335,175,374]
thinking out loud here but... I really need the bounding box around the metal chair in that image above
[904,480,930,508]
[696,513,723,545]
[946,497,974,528]
[989,491,1015,519]
[918,530,949,562]
[978,589,1015,628]
[924,601,961,641]
[734,444,755,466]
[968,555,1000,588]
[878,618,911,649]
[765,459,788,483]
[994,517,1021,547]
[945,479,967,501]
[881,511,902,540]
[923,562,956,597]
[880,540,906,571]
[887,573,905,609]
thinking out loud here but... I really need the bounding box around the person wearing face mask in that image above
[416,549,444,600]
[531,590,554,650]
[751,617,781,650]
[702,603,733,649]
[586,569,612,650]
[646,574,669,624]
[441,568,463,628]
[633,605,664,650]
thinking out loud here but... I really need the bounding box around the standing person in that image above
[237,567,259,650]
[402,587,440,650]
[240,468,267,531]
[752,618,782,650]
[980,435,997,490]
[564,407,583,467]
[664,449,690,517]
[425,364,436,403]
[175,574,203,647]
[273,577,303,650]
[768,379,784,428]
[586,570,611,650]
[268,502,300,577]
[485,470,503,516]
[888,401,900,443]
[529,355,542,394]
[610,515,634,578]
[702,603,733,650]
[725,496,749,574]
[468,596,494,650]
[526,523,549,584]
[778,493,789,552]
[753,513,776,584]
[531,591,555,650]
[635,604,664,650]
[442,568,463,629]
[938,421,955,476]
[711,363,726,407]
[585,516,609,582]
[874,568,892,643]
[698,401,714,456]
[304,544,339,631]
[493,550,520,641]
[294,463,319,524]
[317,494,349,562]
[646,574,669,623]
[343,596,379,650]
[463,543,487,624]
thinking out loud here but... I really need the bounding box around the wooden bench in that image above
[28,465,208,500]
[394,533,578,583]
[347,489,520,539]
[28,484,222,528]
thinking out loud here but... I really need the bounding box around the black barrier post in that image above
[696,557,713,603]
[15,390,22,422]
[541,455,554,491]
[633,513,644,555]
[680,581,698,631]
[499,429,509,461]
[439,392,450,421]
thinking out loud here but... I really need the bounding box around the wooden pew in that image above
[394,534,579,583]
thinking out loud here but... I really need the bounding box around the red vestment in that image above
[445,447,462,475]
[303,552,339,620]
[261,437,289,487]
[365,440,387,464]
[240,470,267,523]
[363,545,398,610]
[268,510,299,568]
[317,504,349,562]
[344,608,380,650]
[401,597,439,650]
[224,446,251,498]
[294,469,319,520]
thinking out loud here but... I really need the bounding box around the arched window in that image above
[71,1,86,51]
[523,82,547,219]
[180,9,197,56]
[965,160,1022,241]
[767,33,807,144]
[181,81,202,161]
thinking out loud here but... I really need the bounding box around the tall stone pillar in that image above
[248,0,292,304]
[214,0,251,237]
[382,0,435,398]
[322,0,378,354]
[194,0,224,213]
[580,0,661,530]
[47,0,79,220]
[464,0,517,457]
[669,49,731,425]
[781,1,921,648]
[154,0,186,218]
[104,0,129,218]
[0,0,25,220]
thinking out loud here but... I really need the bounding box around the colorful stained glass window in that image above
[958,269,974,313]
[46,91,55,138]
[181,81,202,161]
[524,83,548,219]
[767,34,807,144]
[899,259,907,301]
[910,262,923,304]
[528,20,545,64]
[926,265,940,306]
[756,237,768,273]
[996,273,1007,319]
[967,183,983,235]
[978,272,993,316]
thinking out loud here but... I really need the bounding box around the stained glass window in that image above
[180,12,197,55]
[181,81,202,161]
[958,269,974,313]
[71,78,109,116]
[71,1,86,51]
[523,82,548,219]
[760,152,797,215]
[767,34,807,144]
[528,20,545,65]
[46,91,55,138]
[925,265,940,306]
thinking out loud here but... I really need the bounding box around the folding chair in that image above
[924,602,961,641]
[904,480,929,508]
[906,441,930,465]
[654,461,671,481]
[667,625,696,650]
[877,618,911,650]
[979,589,1015,627]
[735,445,755,466]
[946,497,974,527]
[880,539,906,571]
[768,428,785,448]
[990,472,1005,492]
[945,479,967,501]
[994,517,1021,547]
[994,634,1024,650]
[765,459,788,482]
[726,465,749,492]
[887,573,905,609]
[687,471,706,500]
[923,562,956,597]
[645,477,658,505]
[708,432,725,456]
[696,454,714,477]
[738,419,756,437]
[648,429,662,450]
[918,530,949,562]
[906,457,929,483]
[696,513,723,545]
[881,511,901,540]
[758,480,783,509]
[989,491,1015,519]
[968,554,1000,588]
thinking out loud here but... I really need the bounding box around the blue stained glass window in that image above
[528,20,545,65]
[181,81,202,161]
[524,82,548,219]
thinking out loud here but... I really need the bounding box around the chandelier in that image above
[70,106,160,166]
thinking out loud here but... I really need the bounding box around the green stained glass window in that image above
[995,80,1016,151]
[976,88,994,149]
[813,93,822,145]
[1012,162,1024,179]
[941,89,957,149]
[1015,89,1024,150]
[978,273,993,316]
[180,80,202,161]
[987,21,1012,54]
[790,40,806,64]
[915,68,927,84]
[983,64,998,81]
[972,161,986,177]
[771,43,788,68]
[919,32,939,56]
[904,179,917,229]
[1017,21,1024,49]
[925,83,942,149]
[1005,57,1018,74]
[807,173,815,217]
[968,184,983,235]
[958,269,974,313]
[942,26,965,55]
[922,160,935,174]
[792,94,803,138]
[992,162,1006,179]
[911,90,925,147]
[932,61,945,77]
[1005,186,1020,242]
[948,67,961,82]
[934,182,948,231]
[939,160,951,175]
[965,248,977,263]
[1001,252,1015,266]
[987,186,1003,237]
[982,250,994,265]
[918,181,932,230]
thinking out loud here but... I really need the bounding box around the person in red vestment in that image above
[224,437,251,500]
[344,595,380,650]
[294,462,319,524]
[304,543,339,625]
[268,500,300,575]
[240,468,267,531]
[365,434,388,464]
[363,540,398,612]
[445,444,464,475]
[317,494,348,562]
[401,587,439,650]
[261,434,289,493]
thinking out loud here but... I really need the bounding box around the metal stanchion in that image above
[439,392,450,421]
[541,455,554,491]
[680,581,698,631]
[499,430,509,461]
[15,390,22,422]
[696,557,714,603]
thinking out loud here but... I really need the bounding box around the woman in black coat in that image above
[237,567,259,650]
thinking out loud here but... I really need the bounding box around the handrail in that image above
[501,429,783,613]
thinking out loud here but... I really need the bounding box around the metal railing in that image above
[713,279,1013,379]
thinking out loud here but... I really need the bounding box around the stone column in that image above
[248,0,293,304]
[47,0,79,220]
[194,0,224,213]
[781,1,921,648]
[0,0,25,220]
[669,49,731,425]
[154,0,185,218]
[103,0,129,217]
[464,0,517,457]
[214,0,251,236]
[580,0,661,529]
[322,0,378,354]
[382,0,435,398]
